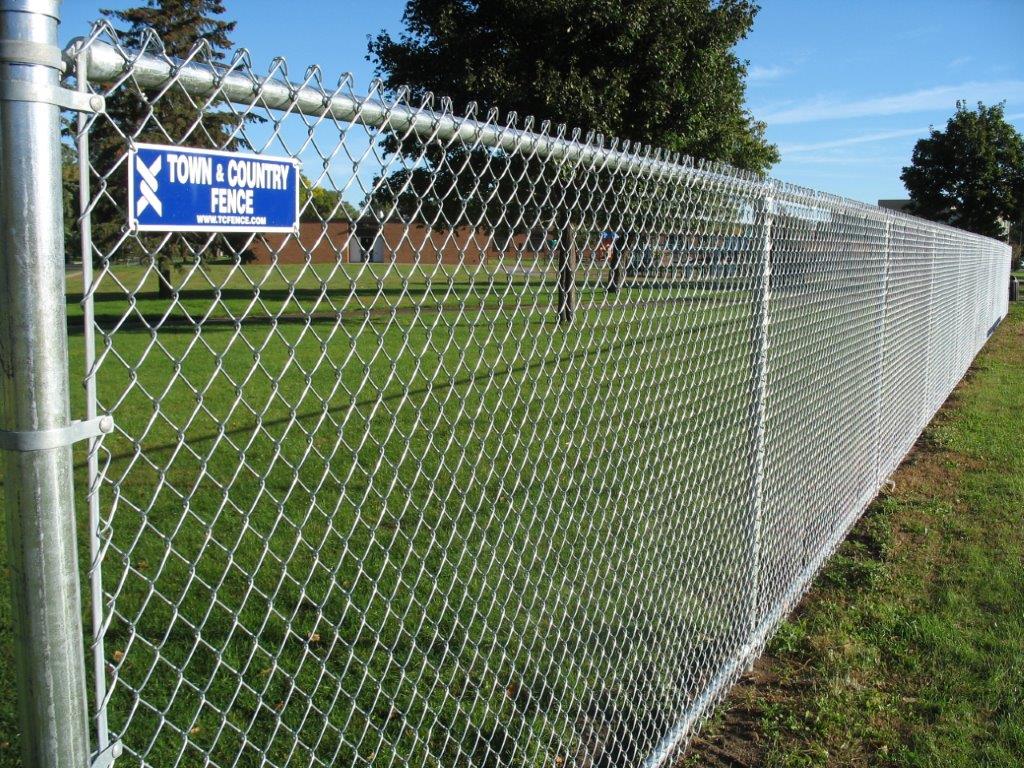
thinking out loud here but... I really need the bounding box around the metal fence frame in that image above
[1,2,91,767]
[0,3,1012,767]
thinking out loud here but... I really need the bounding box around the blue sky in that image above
[738,0,1024,202]
[60,0,1024,204]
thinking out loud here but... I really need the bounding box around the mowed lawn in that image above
[66,260,570,326]
[1,259,760,767]
[682,301,1024,768]
[64,259,751,329]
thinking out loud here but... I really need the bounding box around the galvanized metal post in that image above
[747,183,773,653]
[872,217,891,486]
[0,2,92,767]
[923,230,938,418]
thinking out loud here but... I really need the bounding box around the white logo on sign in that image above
[136,156,163,216]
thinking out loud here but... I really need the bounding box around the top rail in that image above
[68,38,727,186]
[65,38,1013,246]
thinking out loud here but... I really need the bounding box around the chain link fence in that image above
[1,14,1010,768]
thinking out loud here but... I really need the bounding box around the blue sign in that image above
[128,143,300,233]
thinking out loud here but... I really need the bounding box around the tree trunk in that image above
[607,237,623,293]
[157,260,173,300]
[557,226,576,325]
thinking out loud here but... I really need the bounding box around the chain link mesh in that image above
[65,24,1010,768]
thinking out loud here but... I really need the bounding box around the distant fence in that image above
[0,9,1010,768]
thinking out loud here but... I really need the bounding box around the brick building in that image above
[247,221,546,266]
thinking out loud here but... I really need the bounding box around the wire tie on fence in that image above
[1,0,60,19]
[0,415,114,452]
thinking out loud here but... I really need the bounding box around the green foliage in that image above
[103,0,235,54]
[365,0,777,235]
[901,101,1024,240]
[299,177,360,222]
[369,0,777,172]
[62,142,81,264]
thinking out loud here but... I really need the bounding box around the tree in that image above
[902,101,1024,240]
[97,0,246,298]
[299,179,361,222]
[62,141,81,265]
[363,0,778,254]
[368,0,778,172]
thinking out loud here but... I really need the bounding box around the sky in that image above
[738,0,1024,202]
[59,0,1024,205]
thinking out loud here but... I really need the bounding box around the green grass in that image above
[65,260,749,329]
[4,259,1008,768]
[682,302,1024,768]
[66,260,567,325]
[2,260,760,767]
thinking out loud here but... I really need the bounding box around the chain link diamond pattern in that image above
[66,24,1010,768]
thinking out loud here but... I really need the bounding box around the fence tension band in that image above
[0,415,114,452]
[0,35,103,112]
[1,0,62,19]
[0,39,64,69]
[0,78,103,112]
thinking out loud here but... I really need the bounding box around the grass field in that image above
[64,260,749,329]
[682,301,1024,768]
[2,260,761,767]
[0,259,1011,767]
[66,260,568,325]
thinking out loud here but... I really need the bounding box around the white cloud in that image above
[782,111,1024,160]
[782,127,933,154]
[756,81,1024,125]
[748,64,789,82]
[781,154,907,166]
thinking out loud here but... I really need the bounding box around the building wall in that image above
[247,221,356,265]
[247,221,548,266]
